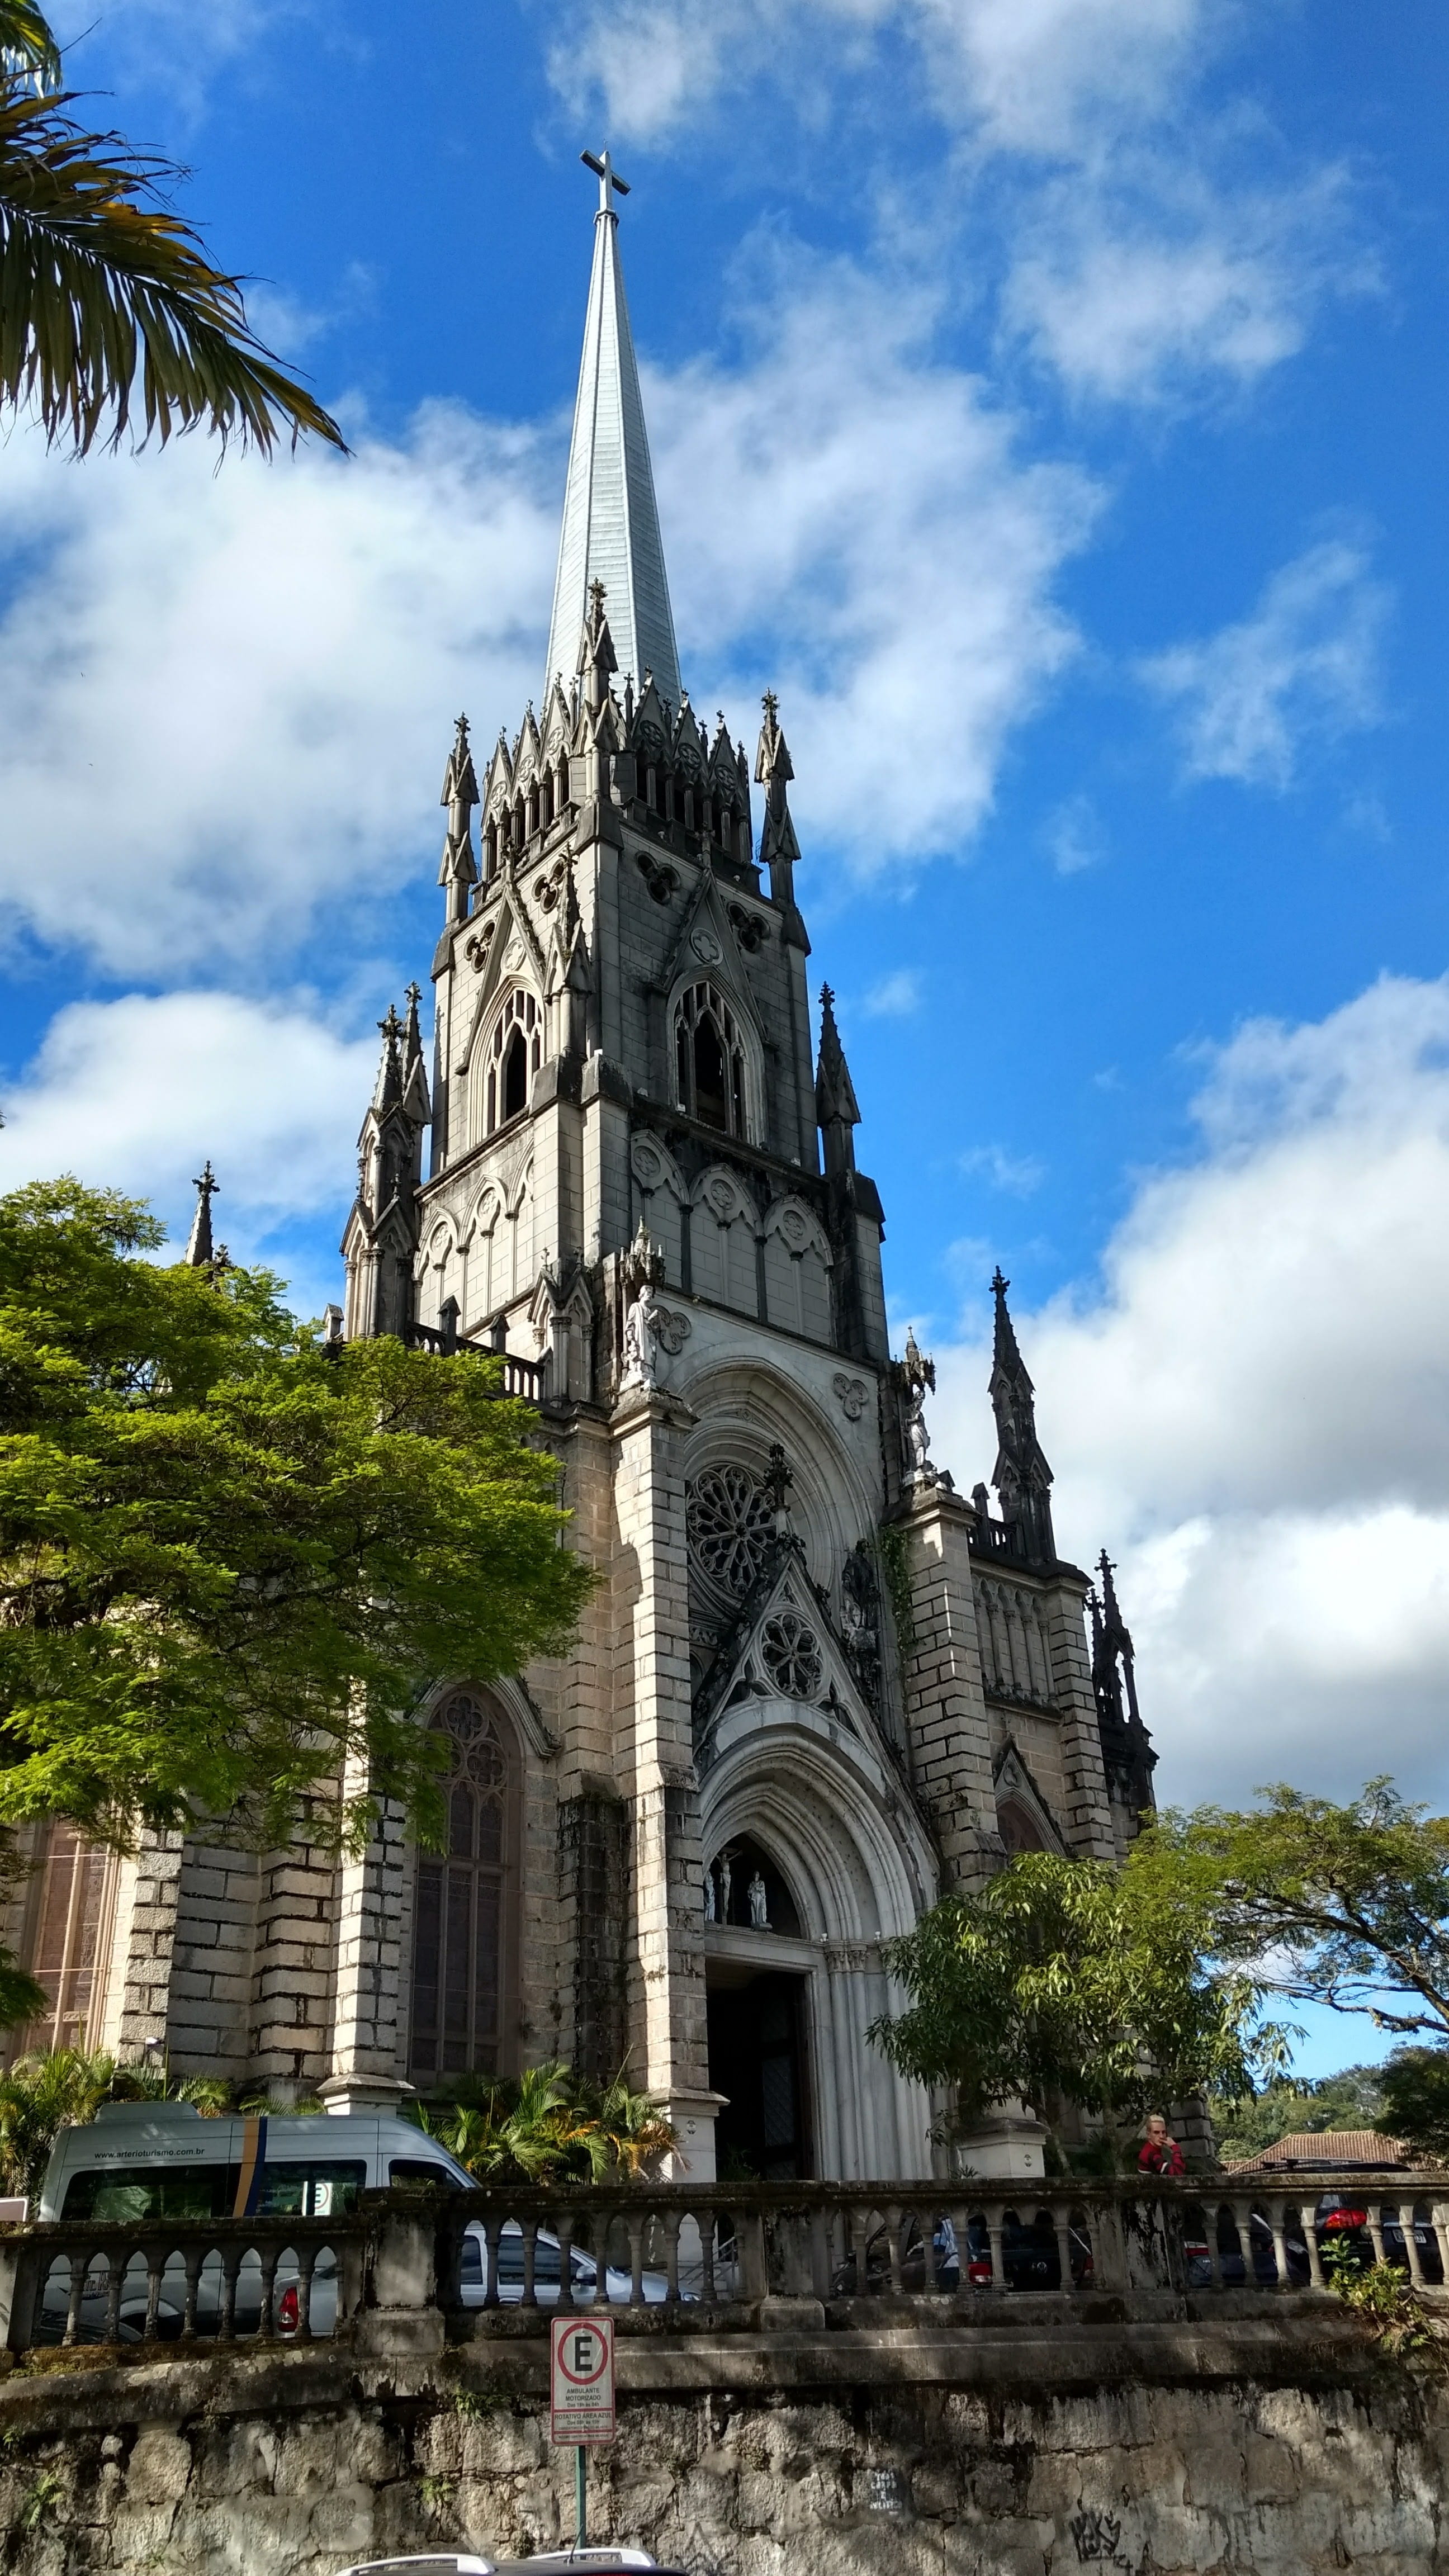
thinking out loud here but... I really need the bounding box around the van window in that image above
[389,2157,465,2192]
[61,2164,240,2223]
[258,2162,366,2218]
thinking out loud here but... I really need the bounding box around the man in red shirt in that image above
[1138,2112,1186,2177]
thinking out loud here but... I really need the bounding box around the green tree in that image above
[415,2063,678,2186]
[1,0,344,453]
[1374,2049,1449,2164]
[872,1848,1287,2128]
[0,1179,593,1848]
[1147,1780,1449,2041]
[1209,2065,1384,2166]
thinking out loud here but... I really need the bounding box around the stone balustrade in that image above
[1,2171,1444,2361]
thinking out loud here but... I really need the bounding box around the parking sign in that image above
[549,2313,616,2445]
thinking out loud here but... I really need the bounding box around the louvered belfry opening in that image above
[409,1690,520,2082]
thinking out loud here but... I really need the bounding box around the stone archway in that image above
[699,1713,937,2181]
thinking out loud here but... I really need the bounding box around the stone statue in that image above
[747,1869,769,1930]
[703,1863,716,1923]
[718,1850,733,1922]
[619,1273,659,1390]
[841,1540,882,1708]
[618,1220,667,1391]
[897,1327,937,1486]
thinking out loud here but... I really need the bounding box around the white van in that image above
[36,2103,673,2339]
[35,2100,474,2343]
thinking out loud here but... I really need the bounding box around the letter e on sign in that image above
[550,2313,616,2445]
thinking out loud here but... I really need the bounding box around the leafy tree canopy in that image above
[1373,2048,1449,2165]
[872,1847,1290,2126]
[0,1180,593,1850]
[1145,1779,1449,2042]
[1209,2065,1384,2166]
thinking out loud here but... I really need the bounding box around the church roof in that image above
[543,151,683,714]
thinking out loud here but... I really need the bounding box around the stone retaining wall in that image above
[0,2313,1445,2574]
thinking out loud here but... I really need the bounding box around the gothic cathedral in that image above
[12,159,1155,2184]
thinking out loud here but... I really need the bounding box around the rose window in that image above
[760,1612,822,1699]
[687,1465,774,1602]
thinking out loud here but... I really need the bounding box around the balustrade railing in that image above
[1,2174,1443,2360]
[0,2212,371,2356]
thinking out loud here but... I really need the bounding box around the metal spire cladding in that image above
[542,150,683,713]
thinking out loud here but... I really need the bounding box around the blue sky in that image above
[2,0,1448,2069]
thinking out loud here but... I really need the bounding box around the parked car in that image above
[831,2209,1093,2295]
[1179,2193,1444,2289]
[337,2553,684,2576]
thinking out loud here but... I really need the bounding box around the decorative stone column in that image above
[609,1381,713,2163]
[319,1780,413,2117]
[895,1484,998,1887]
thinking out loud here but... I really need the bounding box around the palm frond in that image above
[0,87,347,454]
[0,1,61,92]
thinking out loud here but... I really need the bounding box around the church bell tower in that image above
[327,155,1153,2178]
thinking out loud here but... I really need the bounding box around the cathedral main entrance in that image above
[705,1966,812,2181]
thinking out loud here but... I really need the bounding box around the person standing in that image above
[1138,2112,1186,2177]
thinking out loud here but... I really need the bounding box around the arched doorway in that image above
[704,1836,811,2180]
[700,1722,939,2182]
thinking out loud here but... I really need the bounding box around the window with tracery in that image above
[760,1611,822,1699]
[686,1464,774,1610]
[484,987,542,1134]
[409,1691,517,2082]
[674,982,750,1138]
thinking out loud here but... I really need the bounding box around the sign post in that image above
[549,2313,616,2549]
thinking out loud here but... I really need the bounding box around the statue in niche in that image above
[618,1221,666,1391]
[841,1540,883,1708]
[717,1849,733,1923]
[703,1863,716,1923]
[747,1868,770,1930]
[897,1327,937,1486]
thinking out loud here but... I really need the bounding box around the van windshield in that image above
[61,2165,240,2222]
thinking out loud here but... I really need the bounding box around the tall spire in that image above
[815,984,860,1176]
[185,1161,218,1268]
[755,689,808,947]
[543,151,682,712]
[988,1267,1056,1564]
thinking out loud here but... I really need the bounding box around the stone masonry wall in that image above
[0,2331,1446,2575]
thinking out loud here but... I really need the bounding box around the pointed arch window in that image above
[674,981,750,1139]
[484,987,542,1135]
[409,1690,519,2081]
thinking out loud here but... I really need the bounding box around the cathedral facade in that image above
[6,159,1154,2183]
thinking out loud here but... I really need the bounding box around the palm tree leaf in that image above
[0,86,347,454]
[0,1,61,92]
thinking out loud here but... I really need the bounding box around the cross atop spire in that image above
[543,151,681,711]
[581,146,630,217]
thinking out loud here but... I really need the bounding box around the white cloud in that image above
[547,0,1207,158]
[1139,538,1389,788]
[0,269,1093,972]
[931,974,1449,1806]
[0,991,376,1290]
[50,0,305,118]
[863,970,924,1017]
[551,0,1365,407]
[961,1142,1045,1195]
[651,262,1095,870]
[0,405,557,977]
[1043,793,1105,875]
[1004,167,1368,404]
